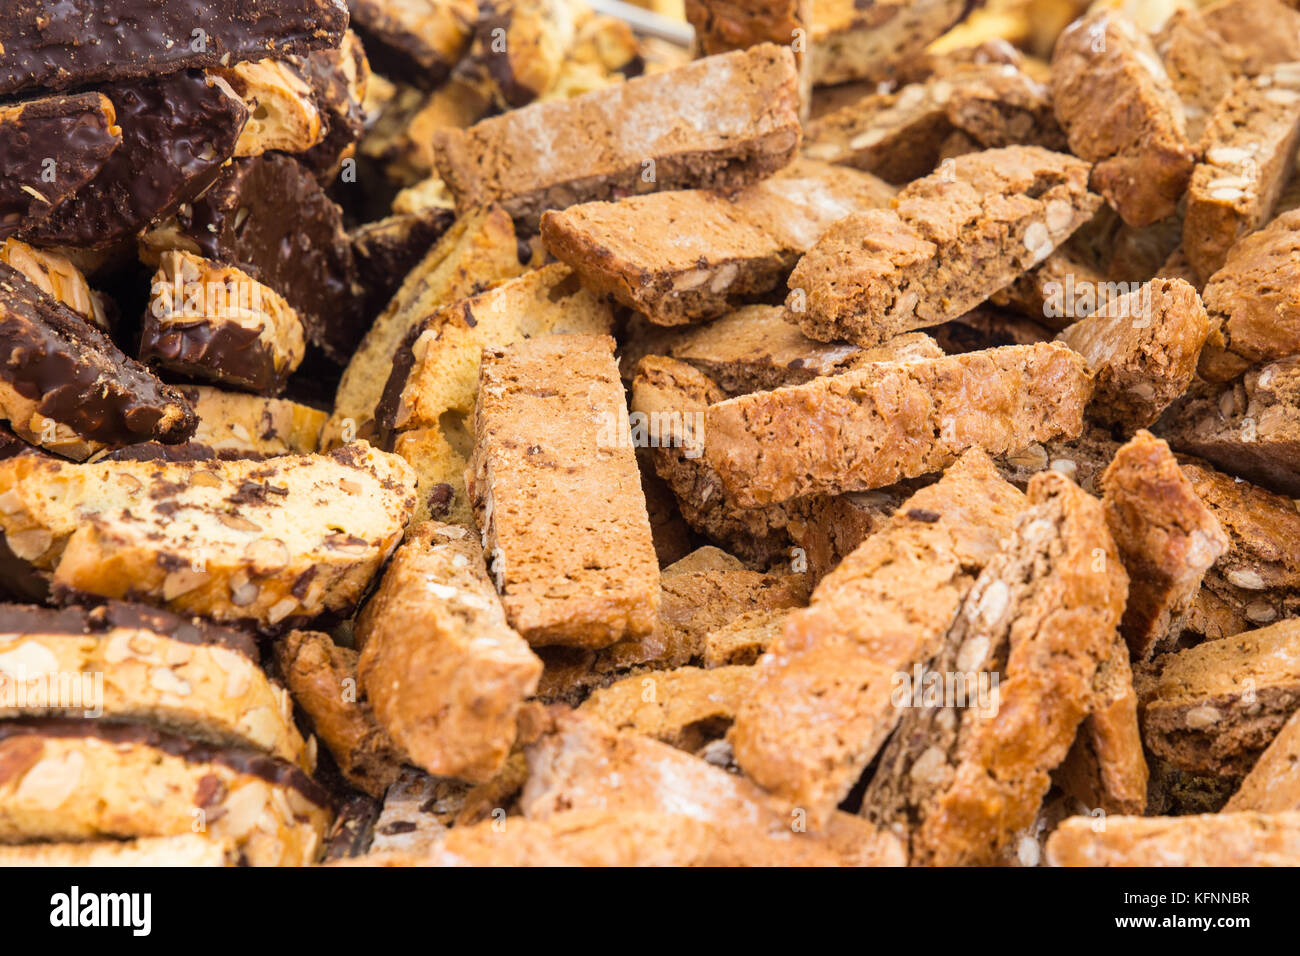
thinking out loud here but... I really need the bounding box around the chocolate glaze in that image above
[351,207,456,322]
[373,322,422,436]
[0,717,329,807]
[173,155,365,363]
[21,71,248,249]
[350,0,470,90]
[0,600,259,663]
[0,0,348,96]
[105,442,269,463]
[0,93,121,240]
[0,262,198,446]
[140,312,286,396]
[287,38,370,183]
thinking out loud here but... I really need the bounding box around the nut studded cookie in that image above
[0,719,331,867]
[140,251,307,396]
[861,471,1127,865]
[730,451,1026,826]
[219,58,324,158]
[466,335,660,649]
[1046,811,1300,866]
[432,44,802,229]
[0,239,111,331]
[1056,278,1210,429]
[179,386,326,457]
[0,442,415,631]
[788,146,1099,347]
[1183,64,1300,281]
[355,523,542,783]
[1050,10,1195,227]
[0,602,309,769]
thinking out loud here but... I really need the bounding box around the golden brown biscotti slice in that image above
[457,0,578,109]
[324,204,525,449]
[1100,432,1229,659]
[861,471,1127,865]
[1225,706,1300,810]
[579,665,756,753]
[1184,64,1300,281]
[520,709,906,866]
[809,0,972,86]
[1161,357,1300,496]
[0,602,309,770]
[140,250,307,396]
[378,264,615,526]
[1177,461,1300,638]
[0,719,331,866]
[432,44,802,229]
[702,342,1091,508]
[0,833,239,867]
[220,58,324,158]
[349,0,478,89]
[784,486,916,585]
[0,443,415,631]
[466,335,660,648]
[1046,811,1300,866]
[183,385,326,456]
[1142,618,1300,775]
[701,608,792,668]
[355,523,541,783]
[662,545,746,576]
[1051,11,1194,227]
[787,146,1100,347]
[539,159,894,326]
[0,239,110,331]
[1198,208,1300,381]
[686,0,811,116]
[729,450,1026,826]
[271,629,404,798]
[1057,278,1210,429]
[367,768,469,857]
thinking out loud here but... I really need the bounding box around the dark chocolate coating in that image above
[0,718,329,807]
[174,155,365,363]
[0,0,348,96]
[21,71,249,249]
[350,206,456,322]
[0,93,121,240]
[0,263,198,446]
[0,600,259,663]
[140,313,288,396]
[287,40,369,183]
[349,0,470,90]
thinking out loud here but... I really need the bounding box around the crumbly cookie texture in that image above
[0,442,415,631]
[467,335,660,648]
[787,146,1099,346]
[0,719,332,866]
[579,665,755,753]
[1226,706,1300,812]
[730,450,1026,826]
[702,342,1091,508]
[809,0,972,87]
[1046,811,1300,866]
[356,522,541,783]
[433,44,802,229]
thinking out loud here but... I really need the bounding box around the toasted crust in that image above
[1046,811,1300,866]
[809,0,971,87]
[220,58,324,158]
[183,386,326,457]
[579,665,756,752]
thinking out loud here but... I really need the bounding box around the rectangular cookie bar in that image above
[1050,10,1195,227]
[466,335,660,648]
[432,44,802,229]
[788,146,1099,347]
[702,341,1091,508]
[0,718,331,867]
[1183,64,1300,281]
[861,472,1127,865]
[729,450,1026,825]
[1047,811,1300,866]
[140,251,307,396]
[355,523,542,783]
[539,159,893,326]
[1100,431,1229,659]
[0,443,415,631]
[1056,277,1210,428]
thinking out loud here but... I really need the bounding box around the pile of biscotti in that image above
[1,0,1299,868]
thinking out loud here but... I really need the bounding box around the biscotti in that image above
[1046,811,1300,866]
[0,443,415,630]
[466,335,659,648]
[140,250,307,395]
[0,718,331,866]
[729,450,1026,825]
[861,472,1126,865]
[1198,208,1300,380]
[0,833,238,867]
[349,0,476,89]
[539,159,893,326]
[1183,64,1300,281]
[0,262,196,460]
[808,0,971,87]
[221,58,324,158]
[701,608,792,668]
[1142,619,1300,776]
[0,239,111,331]
[1056,278,1210,428]
[355,523,541,783]
[0,601,308,769]
[701,342,1091,508]
[1100,432,1229,659]
[1225,706,1300,811]
[432,44,802,229]
[181,385,326,457]
[787,146,1099,346]
[1051,11,1194,227]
